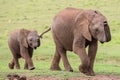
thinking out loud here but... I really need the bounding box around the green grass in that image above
[0,0,120,79]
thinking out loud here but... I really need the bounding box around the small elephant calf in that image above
[8,29,41,70]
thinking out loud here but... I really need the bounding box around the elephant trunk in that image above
[104,25,111,42]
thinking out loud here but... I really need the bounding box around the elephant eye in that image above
[94,11,98,14]
[29,38,32,41]
[104,21,108,27]
[29,43,32,46]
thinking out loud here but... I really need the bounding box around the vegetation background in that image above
[0,0,120,79]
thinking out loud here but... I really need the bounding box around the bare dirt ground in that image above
[27,75,120,80]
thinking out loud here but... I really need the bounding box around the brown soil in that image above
[27,75,120,80]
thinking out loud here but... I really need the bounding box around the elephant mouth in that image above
[34,47,37,49]
[100,41,104,44]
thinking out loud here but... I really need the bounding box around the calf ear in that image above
[75,11,92,41]
[19,29,29,48]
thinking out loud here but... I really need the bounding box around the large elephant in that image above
[41,7,111,76]
[8,29,41,70]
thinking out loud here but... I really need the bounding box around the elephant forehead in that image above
[28,35,39,39]
[92,15,107,24]
[27,33,39,40]
[28,31,38,36]
[95,13,106,20]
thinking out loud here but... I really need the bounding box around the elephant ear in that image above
[75,11,92,41]
[19,29,29,48]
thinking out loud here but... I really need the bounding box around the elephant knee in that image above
[73,46,79,54]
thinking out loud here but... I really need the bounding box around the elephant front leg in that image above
[73,39,90,75]
[50,48,61,70]
[88,40,98,76]
[24,56,35,70]
[24,61,28,70]
[21,47,35,70]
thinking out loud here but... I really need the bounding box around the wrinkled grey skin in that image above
[8,29,40,70]
[48,7,111,76]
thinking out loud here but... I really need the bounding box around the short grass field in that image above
[0,0,120,79]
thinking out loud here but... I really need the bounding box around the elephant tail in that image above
[39,27,51,38]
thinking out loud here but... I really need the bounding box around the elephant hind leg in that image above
[14,57,20,69]
[9,45,20,69]
[9,57,20,69]
[8,59,14,69]
[50,48,61,71]
[59,48,73,72]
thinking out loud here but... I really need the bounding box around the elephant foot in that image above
[65,69,73,72]
[79,65,95,76]
[24,66,28,70]
[69,69,73,72]
[89,71,95,76]
[29,67,35,70]
[24,67,28,70]
[88,68,95,76]
[16,67,20,69]
[15,65,20,69]
[64,66,73,72]
[50,65,61,71]
[79,65,88,74]
[8,63,14,69]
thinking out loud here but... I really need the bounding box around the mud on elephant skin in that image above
[8,29,41,70]
[41,7,111,76]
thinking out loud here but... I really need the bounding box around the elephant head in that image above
[75,10,111,43]
[20,29,40,49]
[27,31,40,49]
